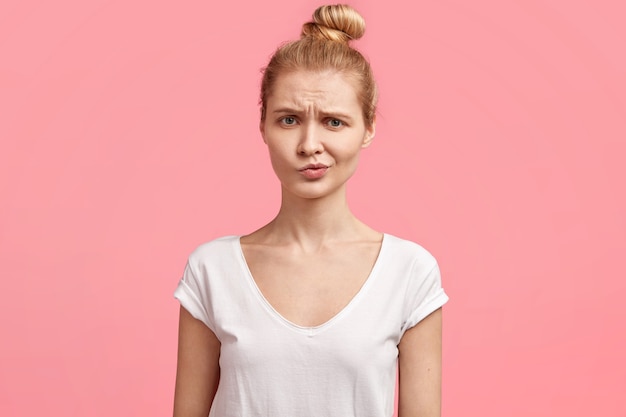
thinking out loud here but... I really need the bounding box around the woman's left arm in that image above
[397,307,443,417]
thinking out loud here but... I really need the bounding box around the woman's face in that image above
[261,69,375,201]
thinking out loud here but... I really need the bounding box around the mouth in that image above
[298,163,329,179]
[299,163,329,171]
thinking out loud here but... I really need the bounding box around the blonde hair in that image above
[260,4,377,127]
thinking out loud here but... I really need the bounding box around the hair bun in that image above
[300,4,366,43]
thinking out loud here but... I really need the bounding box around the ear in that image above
[361,116,376,148]
[260,119,267,144]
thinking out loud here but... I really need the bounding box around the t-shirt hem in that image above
[400,288,449,337]
[174,279,215,332]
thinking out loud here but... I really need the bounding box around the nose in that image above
[297,124,324,156]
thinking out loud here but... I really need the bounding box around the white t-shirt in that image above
[174,233,448,417]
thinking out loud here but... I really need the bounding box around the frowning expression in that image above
[261,70,375,200]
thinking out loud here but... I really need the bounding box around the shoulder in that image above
[176,236,241,332]
[187,235,240,266]
[385,234,448,335]
[383,233,438,271]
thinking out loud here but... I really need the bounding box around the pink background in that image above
[1,0,624,416]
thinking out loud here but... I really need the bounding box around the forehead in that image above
[268,70,362,111]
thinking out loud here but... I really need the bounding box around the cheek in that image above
[333,140,365,161]
[266,143,290,170]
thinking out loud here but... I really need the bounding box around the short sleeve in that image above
[173,260,216,332]
[400,261,449,337]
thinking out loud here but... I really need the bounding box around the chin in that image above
[282,181,346,201]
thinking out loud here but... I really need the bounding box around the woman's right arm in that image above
[173,305,221,417]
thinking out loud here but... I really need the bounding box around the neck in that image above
[266,185,362,250]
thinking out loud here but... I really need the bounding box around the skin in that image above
[173,69,443,417]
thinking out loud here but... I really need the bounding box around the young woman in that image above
[173,5,448,417]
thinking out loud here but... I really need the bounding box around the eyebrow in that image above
[271,107,355,121]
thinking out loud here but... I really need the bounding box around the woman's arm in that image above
[173,306,221,417]
[397,308,443,417]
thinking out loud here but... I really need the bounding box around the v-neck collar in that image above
[234,234,388,336]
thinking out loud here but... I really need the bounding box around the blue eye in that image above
[281,116,297,125]
[328,119,343,128]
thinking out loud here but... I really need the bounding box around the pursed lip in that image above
[299,163,329,171]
